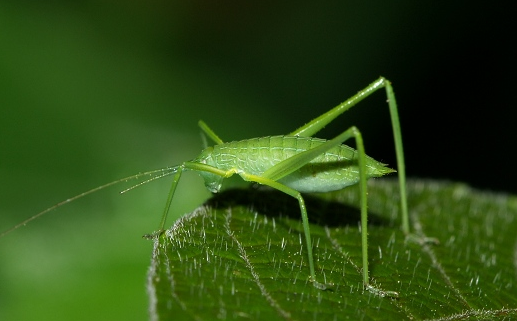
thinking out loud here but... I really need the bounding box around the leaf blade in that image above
[148,180,517,320]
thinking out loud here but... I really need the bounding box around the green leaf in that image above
[147,180,517,320]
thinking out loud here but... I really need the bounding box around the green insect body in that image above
[197,135,394,194]
[2,77,412,298]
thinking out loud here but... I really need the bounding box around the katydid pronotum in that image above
[2,77,411,297]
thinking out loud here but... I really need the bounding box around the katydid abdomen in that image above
[199,135,394,193]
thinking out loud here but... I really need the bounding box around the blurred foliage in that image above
[0,1,514,320]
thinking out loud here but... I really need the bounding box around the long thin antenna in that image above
[0,167,179,238]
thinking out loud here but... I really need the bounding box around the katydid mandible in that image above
[1,77,408,297]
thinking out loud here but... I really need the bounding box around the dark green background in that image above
[0,2,514,320]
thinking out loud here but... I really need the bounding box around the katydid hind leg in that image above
[198,120,224,145]
[259,124,398,295]
[262,126,363,182]
[384,82,409,235]
[384,83,437,245]
[339,126,399,297]
[290,77,409,237]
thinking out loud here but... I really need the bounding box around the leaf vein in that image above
[224,208,294,321]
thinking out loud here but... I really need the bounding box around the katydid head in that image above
[194,146,223,193]
[199,172,223,193]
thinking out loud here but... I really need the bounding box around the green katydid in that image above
[1,77,409,297]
